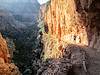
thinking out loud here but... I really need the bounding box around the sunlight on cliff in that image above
[0,33,9,63]
[0,33,21,75]
[42,0,89,59]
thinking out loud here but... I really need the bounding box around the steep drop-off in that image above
[37,0,100,75]
[42,0,100,59]
[0,0,40,74]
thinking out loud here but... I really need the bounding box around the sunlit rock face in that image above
[0,33,9,63]
[43,0,88,59]
[0,33,21,75]
[42,0,100,59]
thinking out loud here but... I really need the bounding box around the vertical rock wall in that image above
[0,33,9,63]
[42,0,100,59]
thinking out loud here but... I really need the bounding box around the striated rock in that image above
[42,0,89,59]
[0,33,9,63]
[39,0,100,74]
[41,0,100,59]
[0,57,5,64]
[0,33,21,75]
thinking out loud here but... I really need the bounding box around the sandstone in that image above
[0,33,21,75]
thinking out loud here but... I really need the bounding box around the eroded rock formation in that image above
[0,33,21,75]
[42,0,100,59]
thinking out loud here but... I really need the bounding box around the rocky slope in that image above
[0,33,21,75]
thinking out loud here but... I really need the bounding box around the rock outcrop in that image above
[0,33,9,63]
[42,0,100,59]
[0,33,21,75]
[38,0,100,75]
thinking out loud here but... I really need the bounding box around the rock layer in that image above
[0,33,21,75]
[42,0,100,59]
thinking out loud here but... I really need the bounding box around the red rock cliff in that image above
[0,33,21,75]
[0,33,9,63]
[42,0,100,59]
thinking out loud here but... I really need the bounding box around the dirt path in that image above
[37,45,100,75]
[85,47,100,75]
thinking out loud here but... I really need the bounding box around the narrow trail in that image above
[85,47,100,75]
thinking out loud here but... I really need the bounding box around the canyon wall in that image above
[42,0,100,59]
[0,33,21,75]
[0,33,9,63]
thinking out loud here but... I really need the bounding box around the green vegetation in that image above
[38,20,45,33]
